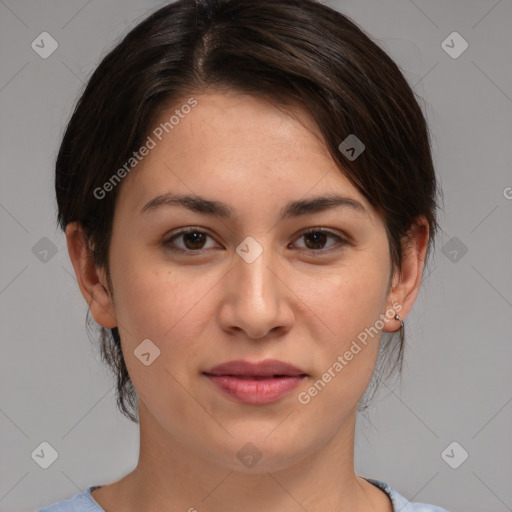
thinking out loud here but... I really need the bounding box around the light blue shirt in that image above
[35,478,450,511]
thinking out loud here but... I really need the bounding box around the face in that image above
[96,91,400,472]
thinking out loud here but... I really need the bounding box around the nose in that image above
[218,241,295,340]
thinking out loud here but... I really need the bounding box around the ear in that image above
[65,222,117,329]
[383,216,429,333]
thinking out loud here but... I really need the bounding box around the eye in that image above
[164,228,219,253]
[291,228,347,254]
[163,227,348,255]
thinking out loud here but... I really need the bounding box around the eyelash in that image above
[163,227,348,256]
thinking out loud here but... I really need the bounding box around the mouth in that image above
[205,374,300,380]
[203,359,307,377]
[202,359,308,405]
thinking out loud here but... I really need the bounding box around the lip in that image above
[203,359,307,405]
[205,359,306,377]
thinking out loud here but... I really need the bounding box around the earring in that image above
[395,314,404,333]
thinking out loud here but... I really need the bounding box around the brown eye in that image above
[164,227,347,256]
[303,231,329,250]
[164,228,219,253]
[182,231,207,250]
[293,229,347,254]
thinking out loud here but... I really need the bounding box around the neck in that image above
[94,404,392,512]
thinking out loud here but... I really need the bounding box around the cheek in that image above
[110,259,218,405]
[114,267,215,338]
[109,246,224,365]
[291,256,389,396]
[293,256,390,341]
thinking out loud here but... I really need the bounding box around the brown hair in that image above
[56,0,441,423]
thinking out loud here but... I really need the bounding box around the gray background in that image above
[1,1,511,511]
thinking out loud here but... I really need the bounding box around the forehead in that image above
[115,91,373,220]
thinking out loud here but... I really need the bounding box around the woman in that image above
[39,0,448,510]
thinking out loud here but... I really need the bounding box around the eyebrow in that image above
[139,192,367,219]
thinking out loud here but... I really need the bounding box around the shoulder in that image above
[366,478,451,512]
[34,487,104,512]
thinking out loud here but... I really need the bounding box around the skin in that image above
[66,90,429,512]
